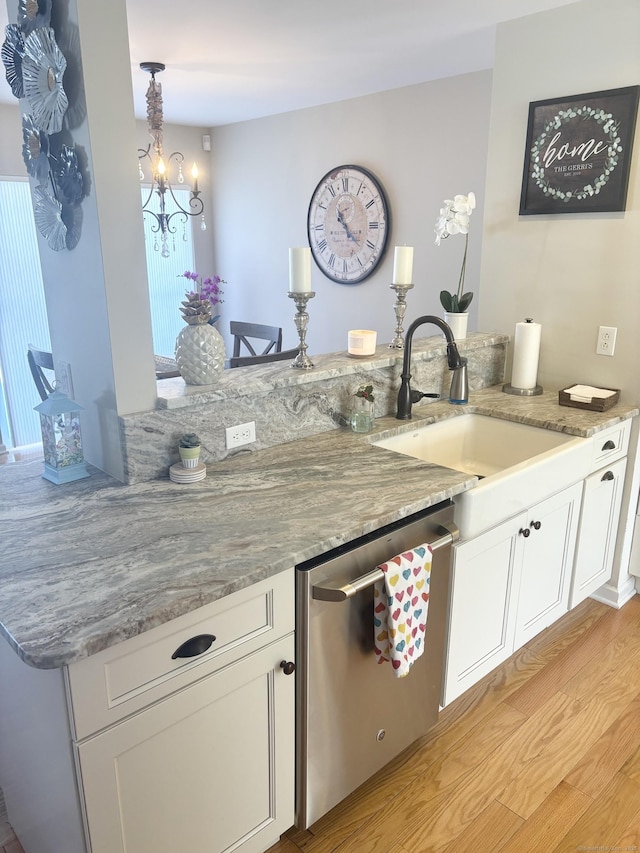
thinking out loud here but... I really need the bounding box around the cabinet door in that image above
[442,515,523,706]
[514,483,581,648]
[77,634,295,853]
[570,458,626,608]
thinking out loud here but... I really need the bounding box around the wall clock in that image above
[307,164,390,285]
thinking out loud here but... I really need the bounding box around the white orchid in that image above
[434,192,476,244]
[434,191,476,313]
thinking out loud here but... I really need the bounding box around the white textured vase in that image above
[444,311,469,341]
[175,322,226,385]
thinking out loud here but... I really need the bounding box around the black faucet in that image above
[396,315,467,419]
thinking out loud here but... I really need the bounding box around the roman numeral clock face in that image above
[307,165,390,284]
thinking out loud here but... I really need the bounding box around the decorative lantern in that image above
[34,388,89,484]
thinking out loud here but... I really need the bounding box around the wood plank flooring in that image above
[2,595,640,853]
[270,595,640,853]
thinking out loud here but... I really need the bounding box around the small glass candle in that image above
[348,329,377,356]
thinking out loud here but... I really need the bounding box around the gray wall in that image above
[480,0,640,403]
[210,71,492,356]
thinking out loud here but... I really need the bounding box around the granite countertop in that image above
[1,386,637,670]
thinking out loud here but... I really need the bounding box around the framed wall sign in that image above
[519,86,639,215]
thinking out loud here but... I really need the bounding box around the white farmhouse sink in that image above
[373,414,593,536]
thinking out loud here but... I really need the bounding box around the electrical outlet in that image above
[225,421,256,449]
[596,325,617,357]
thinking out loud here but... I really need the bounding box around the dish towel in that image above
[373,544,432,677]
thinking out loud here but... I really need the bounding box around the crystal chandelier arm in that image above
[162,182,204,225]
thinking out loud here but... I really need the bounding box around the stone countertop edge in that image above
[154,332,508,410]
[373,386,640,440]
[0,385,637,671]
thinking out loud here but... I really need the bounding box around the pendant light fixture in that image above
[138,62,205,257]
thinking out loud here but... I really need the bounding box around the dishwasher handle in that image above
[311,523,459,602]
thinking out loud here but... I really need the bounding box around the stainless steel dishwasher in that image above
[295,501,458,829]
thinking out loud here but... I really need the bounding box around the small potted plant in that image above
[178,433,201,468]
[434,191,476,339]
[351,384,375,433]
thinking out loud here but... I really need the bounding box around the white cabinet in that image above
[69,569,295,853]
[444,483,581,705]
[443,419,634,708]
[513,483,581,648]
[443,514,520,704]
[77,634,295,853]
[570,457,626,608]
[0,570,295,853]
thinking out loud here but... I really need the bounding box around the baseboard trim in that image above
[590,577,637,609]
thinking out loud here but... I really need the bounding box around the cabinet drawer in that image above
[67,569,294,740]
[591,420,630,471]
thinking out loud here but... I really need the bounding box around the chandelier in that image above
[138,62,205,257]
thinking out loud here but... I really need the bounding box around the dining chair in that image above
[27,344,55,401]
[228,347,299,369]
[154,354,181,379]
[230,321,283,358]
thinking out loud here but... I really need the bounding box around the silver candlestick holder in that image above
[388,283,414,349]
[287,291,316,369]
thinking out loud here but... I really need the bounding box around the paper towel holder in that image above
[502,382,543,396]
[503,317,543,396]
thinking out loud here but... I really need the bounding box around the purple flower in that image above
[178,271,226,309]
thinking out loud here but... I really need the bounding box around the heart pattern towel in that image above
[373,544,432,677]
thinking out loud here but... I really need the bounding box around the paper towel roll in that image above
[511,319,541,390]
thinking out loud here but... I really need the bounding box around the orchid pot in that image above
[435,192,476,333]
[443,311,469,341]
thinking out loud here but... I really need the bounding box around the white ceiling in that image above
[1,0,578,127]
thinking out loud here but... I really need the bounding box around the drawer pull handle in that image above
[519,527,531,538]
[280,660,296,675]
[601,470,615,482]
[602,440,616,451]
[530,520,542,531]
[171,634,216,660]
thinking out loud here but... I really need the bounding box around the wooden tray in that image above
[559,385,620,412]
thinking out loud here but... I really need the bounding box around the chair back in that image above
[228,347,299,369]
[230,321,282,358]
[27,345,54,401]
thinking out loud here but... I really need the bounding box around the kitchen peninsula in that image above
[0,377,637,853]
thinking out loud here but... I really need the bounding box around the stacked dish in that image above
[169,462,206,484]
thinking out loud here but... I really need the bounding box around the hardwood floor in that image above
[3,596,640,853]
[270,595,640,853]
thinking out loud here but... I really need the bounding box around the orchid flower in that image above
[434,192,476,313]
[179,271,226,323]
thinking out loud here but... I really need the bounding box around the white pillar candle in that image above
[289,247,311,293]
[392,246,414,285]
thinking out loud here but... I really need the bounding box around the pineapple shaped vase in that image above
[175,292,226,385]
